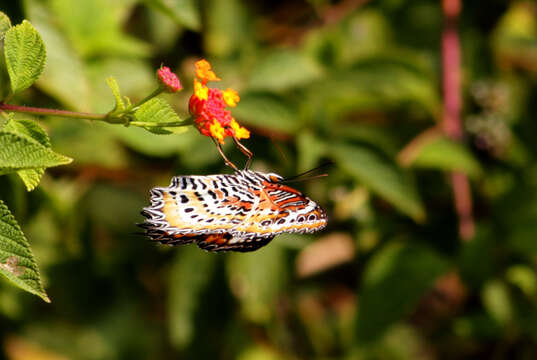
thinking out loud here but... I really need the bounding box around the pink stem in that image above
[0,103,113,122]
[442,0,475,241]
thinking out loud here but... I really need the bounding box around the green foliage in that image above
[4,20,46,94]
[0,11,11,38]
[401,134,483,178]
[3,118,52,190]
[0,1,536,359]
[247,49,323,91]
[168,246,216,348]
[133,97,186,134]
[0,200,49,302]
[106,76,126,112]
[144,0,201,30]
[356,242,448,342]
[332,144,425,221]
[0,130,72,174]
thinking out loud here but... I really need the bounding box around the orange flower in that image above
[189,59,250,145]
[209,120,226,144]
[228,118,250,140]
[195,59,220,84]
[223,88,240,107]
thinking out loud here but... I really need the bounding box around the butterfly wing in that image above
[140,174,259,242]
[232,181,327,237]
[140,170,327,252]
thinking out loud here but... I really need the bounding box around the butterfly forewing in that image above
[140,170,327,252]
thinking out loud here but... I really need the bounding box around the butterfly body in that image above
[140,170,327,252]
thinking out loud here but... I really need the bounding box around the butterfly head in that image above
[265,172,284,183]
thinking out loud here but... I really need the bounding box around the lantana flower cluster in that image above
[189,60,250,144]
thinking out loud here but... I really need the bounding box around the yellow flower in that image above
[209,120,226,143]
[193,79,208,100]
[195,59,220,83]
[230,118,250,139]
[222,88,240,107]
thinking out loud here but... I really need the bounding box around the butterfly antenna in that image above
[232,135,253,170]
[279,173,328,183]
[281,160,334,182]
[213,137,239,171]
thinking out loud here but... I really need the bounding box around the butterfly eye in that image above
[267,173,284,183]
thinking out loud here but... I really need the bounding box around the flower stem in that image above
[442,0,475,241]
[129,87,165,110]
[0,103,124,123]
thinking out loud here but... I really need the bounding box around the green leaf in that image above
[143,0,201,30]
[204,0,248,56]
[133,97,186,134]
[168,246,216,349]
[3,119,51,191]
[109,125,189,158]
[4,20,46,94]
[232,94,299,134]
[0,200,49,302]
[356,242,448,342]
[248,50,323,91]
[47,120,127,168]
[226,244,287,323]
[106,76,125,112]
[0,131,72,174]
[400,133,482,178]
[49,0,150,58]
[297,131,327,173]
[305,59,439,122]
[332,144,425,222]
[0,11,11,39]
[482,279,514,326]
[24,0,91,110]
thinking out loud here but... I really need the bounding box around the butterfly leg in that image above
[232,135,253,170]
[212,137,239,171]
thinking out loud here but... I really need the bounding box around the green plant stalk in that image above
[129,87,165,110]
[0,103,193,128]
[0,103,122,123]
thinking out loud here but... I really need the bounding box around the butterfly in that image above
[139,169,327,252]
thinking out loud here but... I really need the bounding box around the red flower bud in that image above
[157,66,182,93]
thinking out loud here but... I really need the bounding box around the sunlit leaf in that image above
[2,119,51,191]
[0,11,11,39]
[105,76,125,112]
[332,144,425,221]
[134,97,185,134]
[4,20,46,94]
[356,242,448,342]
[0,200,49,302]
[0,131,72,174]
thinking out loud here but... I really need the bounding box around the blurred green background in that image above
[2,0,537,358]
